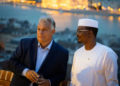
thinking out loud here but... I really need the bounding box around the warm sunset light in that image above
[108,16,114,21]
[0,1,120,85]
[36,3,41,7]
[41,0,88,10]
[1,0,120,14]
[107,6,114,12]
[98,2,101,6]
[118,8,120,12]
[92,3,97,8]
[21,0,25,3]
[118,16,120,22]
[102,6,106,10]
[24,1,36,4]
[12,0,36,4]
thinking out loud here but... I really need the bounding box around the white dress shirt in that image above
[22,40,53,86]
[35,40,53,72]
[70,43,118,86]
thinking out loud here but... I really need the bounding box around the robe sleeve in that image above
[104,51,119,86]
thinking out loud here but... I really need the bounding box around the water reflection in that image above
[0,4,120,37]
[108,16,114,22]
[21,6,30,10]
[118,16,120,23]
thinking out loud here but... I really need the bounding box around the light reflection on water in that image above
[0,4,120,37]
[118,16,120,22]
[21,5,31,10]
[108,16,114,22]
[45,10,120,38]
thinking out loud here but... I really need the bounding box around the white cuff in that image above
[22,68,29,76]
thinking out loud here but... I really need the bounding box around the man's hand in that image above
[25,70,39,83]
[37,77,50,86]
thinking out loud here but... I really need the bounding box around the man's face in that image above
[37,20,55,44]
[76,26,90,43]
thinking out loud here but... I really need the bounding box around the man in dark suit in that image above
[2,16,68,86]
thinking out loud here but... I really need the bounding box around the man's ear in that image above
[52,29,55,34]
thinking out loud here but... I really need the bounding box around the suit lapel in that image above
[38,41,56,73]
[30,38,38,70]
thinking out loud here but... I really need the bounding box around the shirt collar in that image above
[38,40,53,50]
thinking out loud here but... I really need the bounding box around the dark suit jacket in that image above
[2,38,68,86]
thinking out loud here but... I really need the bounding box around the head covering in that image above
[78,19,98,29]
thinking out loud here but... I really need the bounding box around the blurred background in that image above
[0,0,120,83]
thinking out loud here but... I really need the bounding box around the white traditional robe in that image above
[70,43,118,86]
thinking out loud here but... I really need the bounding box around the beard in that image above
[78,40,82,44]
[77,37,82,43]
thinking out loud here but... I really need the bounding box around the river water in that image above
[0,4,120,38]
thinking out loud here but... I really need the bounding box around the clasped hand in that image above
[25,70,50,86]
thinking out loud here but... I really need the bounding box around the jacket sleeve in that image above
[2,39,27,75]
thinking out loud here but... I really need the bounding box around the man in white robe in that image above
[70,19,119,86]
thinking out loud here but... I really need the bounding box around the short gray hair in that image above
[38,16,56,29]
